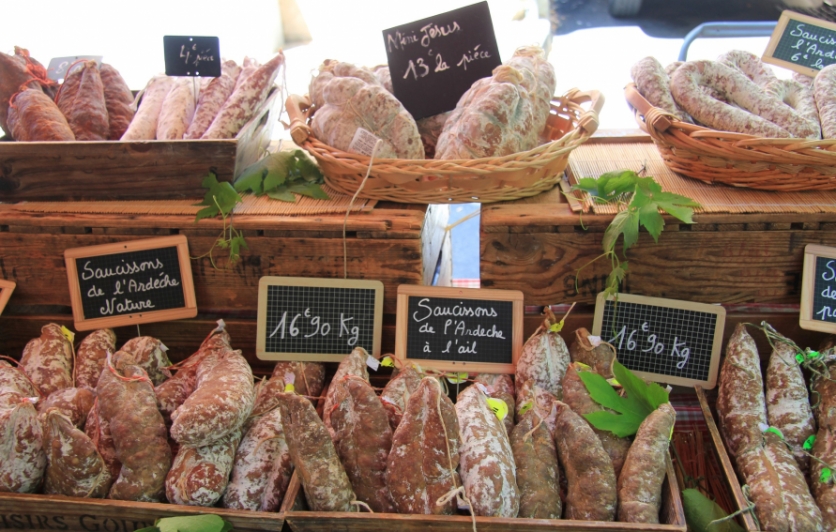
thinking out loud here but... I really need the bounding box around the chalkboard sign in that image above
[256,277,384,362]
[0,279,15,316]
[592,293,726,389]
[163,36,221,77]
[64,236,197,331]
[46,56,103,82]
[382,2,502,120]
[800,244,836,333]
[763,11,836,77]
[395,285,523,374]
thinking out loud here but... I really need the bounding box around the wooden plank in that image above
[481,226,836,306]
[0,491,283,532]
[0,232,424,316]
[695,387,760,531]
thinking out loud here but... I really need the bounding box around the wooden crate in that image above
[694,387,760,531]
[0,88,280,201]
[0,492,284,532]
[281,460,686,532]
[482,202,836,306]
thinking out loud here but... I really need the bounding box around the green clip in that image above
[550,320,565,333]
[518,401,533,417]
[804,434,817,451]
[765,426,784,439]
[796,353,806,364]
[822,468,833,484]
[809,350,821,359]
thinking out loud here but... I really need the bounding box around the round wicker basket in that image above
[625,83,836,192]
[286,89,604,204]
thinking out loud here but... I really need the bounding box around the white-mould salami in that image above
[166,429,241,507]
[632,56,691,122]
[0,398,45,493]
[322,347,369,439]
[156,77,197,140]
[717,50,778,88]
[815,64,836,139]
[515,309,570,402]
[20,323,73,398]
[75,329,116,392]
[120,75,175,140]
[185,60,241,139]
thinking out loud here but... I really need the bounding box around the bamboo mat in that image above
[9,185,377,216]
[567,142,836,214]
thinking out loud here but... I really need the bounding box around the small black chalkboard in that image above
[395,285,523,374]
[64,236,197,331]
[763,11,836,76]
[256,277,384,362]
[163,36,221,77]
[46,56,103,82]
[592,293,726,389]
[800,244,836,333]
[382,2,502,120]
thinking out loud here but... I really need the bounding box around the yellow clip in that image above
[486,398,508,421]
[669,424,674,441]
[518,400,533,417]
[607,378,621,387]
[284,383,295,393]
[381,356,395,367]
[575,361,592,371]
[60,326,75,344]
[549,320,565,333]
[446,372,468,384]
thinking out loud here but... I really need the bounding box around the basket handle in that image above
[624,83,671,133]
[566,89,604,135]
[286,94,313,145]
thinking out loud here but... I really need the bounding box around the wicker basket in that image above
[625,83,836,192]
[286,89,603,204]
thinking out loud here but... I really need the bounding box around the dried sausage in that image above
[8,88,75,141]
[43,409,110,498]
[271,361,326,399]
[55,61,109,141]
[156,77,197,140]
[100,63,135,140]
[38,387,95,428]
[0,398,45,493]
[511,408,561,519]
[380,365,422,431]
[185,60,241,139]
[75,329,116,392]
[515,309,570,401]
[166,430,241,507]
[120,75,175,141]
[116,336,172,386]
[322,347,369,439]
[20,323,73,397]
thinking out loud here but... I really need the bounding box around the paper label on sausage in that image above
[366,354,380,371]
[348,128,382,156]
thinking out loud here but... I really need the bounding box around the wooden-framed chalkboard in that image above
[163,35,221,77]
[763,10,836,77]
[395,285,523,374]
[592,293,726,389]
[800,244,836,333]
[382,1,502,121]
[256,276,384,362]
[64,236,197,331]
[0,279,15,316]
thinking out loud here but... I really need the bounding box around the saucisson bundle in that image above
[166,430,241,506]
[766,339,815,474]
[386,377,462,515]
[511,409,561,519]
[0,398,45,493]
[55,61,109,141]
[20,323,74,397]
[456,384,520,517]
[562,363,631,477]
[8,88,75,141]
[75,329,116,392]
[322,347,369,439]
[97,363,171,502]
[617,403,676,523]
[185,60,241,139]
[330,375,395,513]
[202,52,284,139]
[278,391,355,512]
[380,364,422,431]
[223,407,292,511]
[38,387,95,428]
[120,75,175,140]
[100,63,134,140]
[515,309,570,402]
[43,409,110,498]
[716,323,767,459]
[170,349,255,447]
[555,400,617,521]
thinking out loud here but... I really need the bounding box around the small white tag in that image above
[474,382,490,395]
[366,354,380,371]
[588,335,602,347]
[284,371,296,385]
[348,128,382,156]
[160,342,169,352]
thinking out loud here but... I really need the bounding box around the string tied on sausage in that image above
[342,138,382,279]
[349,500,374,513]
[0,354,43,399]
[105,351,152,384]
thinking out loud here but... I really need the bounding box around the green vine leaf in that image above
[682,488,745,532]
[234,150,329,203]
[192,172,246,270]
[135,514,233,532]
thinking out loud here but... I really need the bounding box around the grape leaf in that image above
[156,514,230,532]
[289,183,330,199]
[603,210,631,253]
[682,488,745,532]
[194,173,242,222]
[235,150,328,203]
[639,202,665,242]
[268,188,297,202]
[579,361,669,437]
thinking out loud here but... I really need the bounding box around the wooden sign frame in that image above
[395,285,524,374]
[593,293,726,389]
[762,10,836,77]
[64,235,197,331]
[801,244,836,333]
[0,279,15,316]
[256,276,384,362]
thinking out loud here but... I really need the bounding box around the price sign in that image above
[800,244,836,333]
[163,36,221,77]
[395,285,523,374]
[0,279,15,316]
[47,56,103,82]
[763,11,836,77]
[256,277,384,362]
[593,293,726,389]
[382,1,502,120]
[64,236,197,331]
